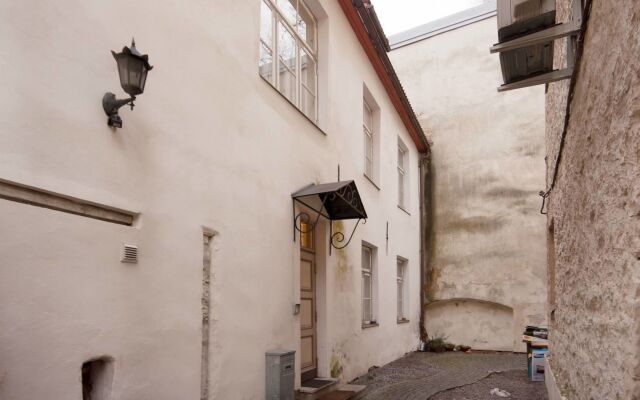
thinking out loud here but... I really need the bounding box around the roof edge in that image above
[389,0,497,49]
[338,0,430,154]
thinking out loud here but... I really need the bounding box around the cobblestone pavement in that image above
[431,369,547,400]
[351,351,546,400]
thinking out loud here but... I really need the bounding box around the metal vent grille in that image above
[121,244,138,263]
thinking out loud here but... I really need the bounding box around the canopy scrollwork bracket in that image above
[329,218,366,254]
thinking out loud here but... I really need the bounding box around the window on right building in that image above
[397,257,408,322]
[397,139,409,210]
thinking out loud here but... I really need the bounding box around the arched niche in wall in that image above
[82,356,115,400]
[423,298,514,352]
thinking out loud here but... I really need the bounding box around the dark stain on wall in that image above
[439,214,506,234]
[428,266,442,302]
[484,186,536,199]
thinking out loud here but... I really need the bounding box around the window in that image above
[259,0,318,122]
[300,219,314,251]
[363,101,374,178]
[362,244,377,326]
[397,258,408,322]
[362,85,380,185]
[397,139,409,210]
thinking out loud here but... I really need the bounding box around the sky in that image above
[372,0,486,36]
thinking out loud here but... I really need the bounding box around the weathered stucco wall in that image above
[545,1,640,398]
[0,1,423,399]
[424,299,514,351]
[390,15,547,352]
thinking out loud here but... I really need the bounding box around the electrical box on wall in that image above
[266,350,295,400]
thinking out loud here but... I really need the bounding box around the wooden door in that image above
[299,222,317,382]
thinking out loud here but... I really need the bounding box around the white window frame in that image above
[397,139,409,210]
[362,85,380,186]
[362,244,377,326]
[363,101,374,179]
[259,0,319,123]
[397,257,408,322]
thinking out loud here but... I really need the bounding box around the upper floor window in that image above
[259,0,318,122]
[362,85,380,186]
[397,139,409,210]
[363,101,374,178]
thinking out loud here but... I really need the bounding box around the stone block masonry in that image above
[545,0,640,398]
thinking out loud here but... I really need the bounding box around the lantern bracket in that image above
[102,92,136,128]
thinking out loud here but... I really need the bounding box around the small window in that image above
[362,85,380,186]
[397,139,409,210]
[362,244,377,326]
[363,101,374,178]
[259,0,318,122]
[300,220,314,251]
[397,258,408,322]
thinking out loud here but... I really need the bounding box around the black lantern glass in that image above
[103,39,153,128]
[112,39,152,96]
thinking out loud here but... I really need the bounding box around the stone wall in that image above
[545,0,640,398]
[390,14,548,352]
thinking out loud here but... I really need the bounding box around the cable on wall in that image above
[539,0,593,214]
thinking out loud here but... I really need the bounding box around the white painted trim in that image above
[389,1,497,49]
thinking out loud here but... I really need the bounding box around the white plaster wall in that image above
[390,16,547,352]
[0,1,422,399]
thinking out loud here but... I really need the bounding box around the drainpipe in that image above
[418,152,432,342]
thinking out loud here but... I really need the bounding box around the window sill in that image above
[362,322,379,329]
[259,75,327,137]
[397,205,410,216]
[397,318,410,324]
[363,174,380,190]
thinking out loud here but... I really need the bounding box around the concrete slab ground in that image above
[350,351,547,400]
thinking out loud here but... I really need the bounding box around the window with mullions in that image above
[260,0,318,122]
[363,101,374,179]
[397,258,408,322]
[397,140,409,210]
[362,244,377,326]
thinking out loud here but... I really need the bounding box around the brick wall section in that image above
[545,1,640,398]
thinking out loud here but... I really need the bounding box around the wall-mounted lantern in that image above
[102,39,153,128]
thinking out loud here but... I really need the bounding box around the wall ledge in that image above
[426,297,514,311]
[545,356,567,400]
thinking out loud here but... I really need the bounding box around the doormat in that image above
[301,379,335,389]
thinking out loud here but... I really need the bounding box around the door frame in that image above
[299,215,318,382]
[295,208,328,384]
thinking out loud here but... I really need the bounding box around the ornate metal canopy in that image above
[292,180,367,251]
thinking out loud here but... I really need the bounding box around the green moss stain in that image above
[330,352,343,378]
[333,220,350,288]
